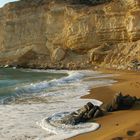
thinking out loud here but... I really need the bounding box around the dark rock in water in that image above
[60,102,104,125]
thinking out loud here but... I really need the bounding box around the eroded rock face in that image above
[0,0,140,70]
[51,47,66,62]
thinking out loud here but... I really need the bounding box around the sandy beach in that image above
[69,70,140,140]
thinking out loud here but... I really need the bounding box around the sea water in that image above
[0,68,116,140]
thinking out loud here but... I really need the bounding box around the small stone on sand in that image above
[127,130,136,136]
[112,137,123,140]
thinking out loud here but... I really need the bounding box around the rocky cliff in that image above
[0,0,140,70]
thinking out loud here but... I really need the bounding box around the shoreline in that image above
[69,69,140,140]
[1,67,140,139]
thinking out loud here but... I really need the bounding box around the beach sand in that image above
[69,70,140,140]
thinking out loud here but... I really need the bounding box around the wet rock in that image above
[4,65,9,68]
[57,93,140,125]
[60,102,103,125]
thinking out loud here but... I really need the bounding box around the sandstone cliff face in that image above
[0,0,140,70]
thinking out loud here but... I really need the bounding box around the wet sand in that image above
[69,70,140,140]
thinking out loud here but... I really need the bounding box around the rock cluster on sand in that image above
[59,93,140,125]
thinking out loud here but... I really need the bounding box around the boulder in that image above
[105,92,139,112]
[51,47,66,62]
[60,102,103,125]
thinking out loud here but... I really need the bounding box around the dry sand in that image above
[69,70,140,140]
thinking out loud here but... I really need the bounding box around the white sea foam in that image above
[0,70,117,140]
[39,115,100,140]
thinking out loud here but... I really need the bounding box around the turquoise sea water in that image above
[0,68,116,140]
[0,68,66,104]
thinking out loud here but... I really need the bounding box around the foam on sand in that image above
[39,112,100,140]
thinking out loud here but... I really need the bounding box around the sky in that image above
[0,0,20,7]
